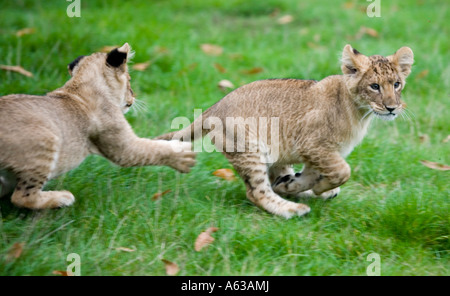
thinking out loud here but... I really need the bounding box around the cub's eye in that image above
[394,82,401,89]
[370,83,380,90]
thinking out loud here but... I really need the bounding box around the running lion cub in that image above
[156,45,414,219]
[0,43,195,209]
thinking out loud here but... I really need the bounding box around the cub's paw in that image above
[317,187,340,200]
[42,191,75,208]
[294,187,340,200]
[166,140,196,173]
[272,173,311,195]
[282,202,311,219]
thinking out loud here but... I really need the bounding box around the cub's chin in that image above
[374,112,398,121]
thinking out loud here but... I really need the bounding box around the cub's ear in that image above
[68,55,85,76]
[341,44,369,75]
[388,46,414,78]
[106,43,130,68]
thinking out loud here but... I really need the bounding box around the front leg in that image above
[310,152,350,196]
[91,117,196,173]
[272,153,348,200]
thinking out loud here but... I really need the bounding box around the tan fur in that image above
[0,43,195,209]
[156,44,414,219]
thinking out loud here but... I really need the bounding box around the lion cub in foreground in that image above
[157,45,414,219]
[0,43,195,209]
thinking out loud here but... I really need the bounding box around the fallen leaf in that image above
[161,259,180,276]
[0,65,33,77]
[442,135,450,143]
[151,189,171,201]
[415,69,429,80]
[228,53,243,60]
[241,67,264,75]
[277,15,294,25]
[343,2,354,9]
[52,270,70,276]
[16,27,36,37]
[354,26,379,40]
[419,134,429,143]
[299,28,309,35]
[307,42,323,49]
[6,242,24,261]
[132,61,151,71]
[98,45,119,53]
[201,44,223,56]
[178,63,198,76]
[213,63,227,73]
[213,168,236,181]
[269,8,280,17]
[420,160,450,171]
[313,34,321,42]
[194,227,219,251]
[154,46,169,54]
[218,79,235,91]
[115,247,136,252]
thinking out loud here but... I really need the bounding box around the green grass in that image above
[0,0,449,276]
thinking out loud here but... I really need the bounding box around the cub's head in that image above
[341,44,414,120]
[67,43,135,113]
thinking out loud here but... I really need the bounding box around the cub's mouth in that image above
[373,111,398,121]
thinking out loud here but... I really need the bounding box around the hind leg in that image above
[11,170,75,209]
[224,153,310,219]
[272,164,340,200]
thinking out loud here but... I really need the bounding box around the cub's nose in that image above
[385,106,396,113]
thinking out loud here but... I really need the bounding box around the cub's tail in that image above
[154,114,205,142]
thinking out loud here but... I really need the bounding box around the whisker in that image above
[361,109,373,122]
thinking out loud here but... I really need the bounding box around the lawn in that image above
[0,0,448,276]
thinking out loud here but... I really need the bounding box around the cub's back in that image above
[205,79,318,119]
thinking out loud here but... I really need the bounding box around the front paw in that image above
[167,141,196,173]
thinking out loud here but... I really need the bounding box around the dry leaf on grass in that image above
[269,8,280,17]
[214,63,227,73]
[115,247,136,252]
[0,65,33,77]
[132,61,151,71]
[154,46,169,54]
[343,2,354,9]
[212,168,236,181]
[277,15,294,24]
[161,259,180,276]
[354,26,379,39]
[16,27,36,37]
[52,270,70,276]
[420,160,450,171]
[218,79,235,91]
[201,44,223,56]
[419,134,429,143]
[415,69,429,80]
[6,242,24,261]
[194,227,219,251]
[98,45,119,53]
[151,189,172,201]
[241,67,264,75]
[442,135,450,143]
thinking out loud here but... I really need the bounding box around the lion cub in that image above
[0,43,195,209]
[156,45,414,219]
